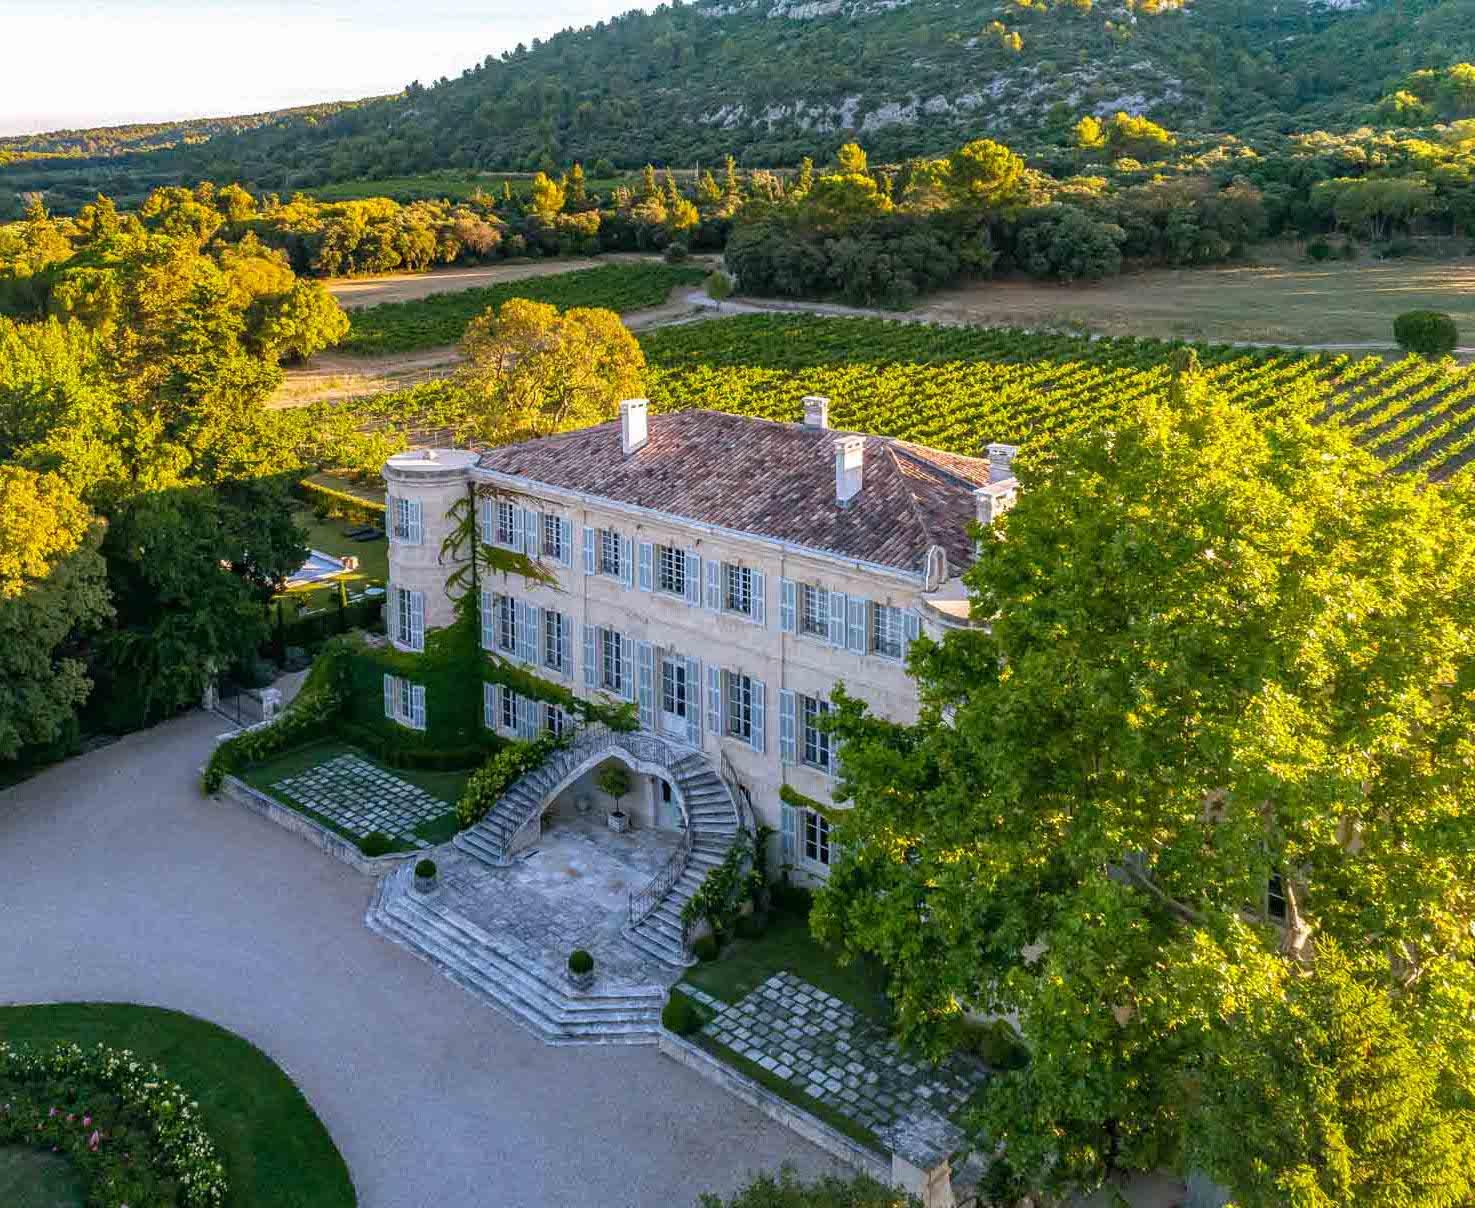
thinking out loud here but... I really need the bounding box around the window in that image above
[390,497,422,545]
[803,809,832,867]
[725,671,753,741]
[800,584,829,637]
[600,627,627,695]
[393,586,423,652]
[661,658,689,720]
[1267,874,1287,923]
[656,545,686,597]
[383,674,426,731]
[724,563,753,616]
[871,602,905,659]
[801,694,832,771]
[500,685,518,732]
[599,529,623,578]
[543,610,567,672]
[494,594,516,654]
[542,513,564,563]
[494,501,517,547]
[543,703,567,738]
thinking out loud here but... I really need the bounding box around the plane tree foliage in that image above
[815,381,1475,1202]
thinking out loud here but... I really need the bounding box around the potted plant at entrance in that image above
[413,858,438,894]
[598,765,632,833]
[567,948,595,991]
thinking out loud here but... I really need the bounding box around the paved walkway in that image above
[0,712,839,1207]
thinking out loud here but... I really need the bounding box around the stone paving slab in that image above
[689,972,987,1157]
[273,753,447,846]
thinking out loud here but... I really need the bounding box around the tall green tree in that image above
[817,386,1475,1201]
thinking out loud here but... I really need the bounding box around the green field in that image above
[0,1004,355,1208]
[343,262,707,355]
[637,315,1475,481]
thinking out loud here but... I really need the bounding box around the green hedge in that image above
[294,478,385,526]
[1394,309,1459,358]
[457,732,568,827]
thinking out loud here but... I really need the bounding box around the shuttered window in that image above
[656,545,687,596]
[800,584,829,637]
[801,694,832,772]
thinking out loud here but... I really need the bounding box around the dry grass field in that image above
[916,255,1475,348]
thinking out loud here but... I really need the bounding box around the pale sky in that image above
[1,1,649,137]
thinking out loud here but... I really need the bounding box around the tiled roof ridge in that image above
[883,443,939,555]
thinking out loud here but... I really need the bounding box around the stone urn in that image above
[567,950,595,991]
[607,809,630,834]
[413,858,438,895]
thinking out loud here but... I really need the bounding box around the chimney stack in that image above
[986,442,1020,484]
[620,398,649,456]
[834,436,865,506]
[974,483,1018,527]
[802,395,831,429]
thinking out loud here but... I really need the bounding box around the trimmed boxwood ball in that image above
[1394,309,1459,358]
[359,830,393,857]
[662,996,701,1035]
[692,933,720,963]
[568,949,594,975]
[414,858,436,879]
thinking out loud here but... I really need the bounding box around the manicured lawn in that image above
[681,909,893,1026]
[0,1004,355,1208]
[285,509,389,599]
[238,738,468,849]
[0,1147,84,1208]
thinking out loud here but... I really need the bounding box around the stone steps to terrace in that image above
[366,863,667,1046]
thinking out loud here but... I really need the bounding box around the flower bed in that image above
[0,1040,227,1207]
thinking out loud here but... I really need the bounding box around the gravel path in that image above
[0,711,838,1207]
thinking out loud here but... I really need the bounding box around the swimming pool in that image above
[287,549,349,587]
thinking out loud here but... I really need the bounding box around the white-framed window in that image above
[390,496,422,545]
[494,500,518,547]
[1267,874,1288,923]
[801,694,832,772]
[599,529,623,578]
[599,627,627,695]
[724,563,754,617]
[725,671,753,741]
[656,544,686,597]
[542,513,565,563]
[800,584,829,637]
[543,703,568,738]
[543,609,568,673]
[803,808,832,868]
[392,586,424,652]
[493,593,516,654]
[383,673,426,730]
[501,686,518,731]
[870,602,905,660]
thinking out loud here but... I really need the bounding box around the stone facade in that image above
[383,409,1004,884]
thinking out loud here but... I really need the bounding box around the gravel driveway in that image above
[0,711,838,1207]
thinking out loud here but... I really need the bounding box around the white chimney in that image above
[974,483,1018,527]
[986,442,1020,484]
[802,395,831,429]
[620,398,649,456]
[834,436,865,506]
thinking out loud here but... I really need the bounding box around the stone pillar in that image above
[259,688,282,724]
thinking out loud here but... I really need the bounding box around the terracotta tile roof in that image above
[475,410,992,575]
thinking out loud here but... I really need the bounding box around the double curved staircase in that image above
[453,726,744,967]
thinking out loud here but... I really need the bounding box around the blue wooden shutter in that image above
[781,802,797,865]
[706,664,722,735]
[526,510,542,557]
[411,684,427,730]
[620,536,634,588]
[509,506,524,552]
[846,596,866,653]
[479,591,493,650]
[828,591,848,646]
[750,678,766,754]
[638,542,654,592]
[685,656,702,746]
[637,641,655,731]
[383,673,395,719]
[518,694,536,740]
[410,591,425,650]
[482,682,494,729]
[705,559,721,610]
[583,526,596,574]
[685,553,701,605]
[408,501,424,546]
[780,579,796,633]
[903,609,921,657]
[560,518,573,568]
[779,689,796,764]
[582,625,597,688]
[621,634,637,702]
[751,570,766,626]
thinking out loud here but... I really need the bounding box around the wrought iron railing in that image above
[628,825,694,927]
[720,747,755,836]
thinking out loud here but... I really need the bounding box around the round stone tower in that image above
[383,448,479,641]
